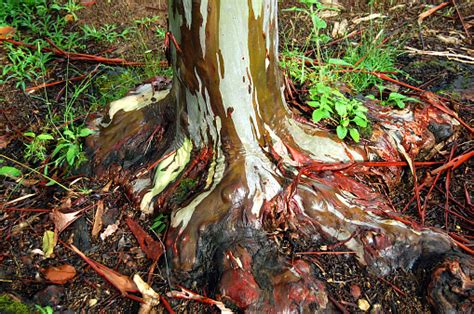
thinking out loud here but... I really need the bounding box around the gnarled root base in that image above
[87,83,473,312]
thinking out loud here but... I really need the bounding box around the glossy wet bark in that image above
[88,0,472,312]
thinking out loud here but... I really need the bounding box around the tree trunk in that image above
[88,1,472,312]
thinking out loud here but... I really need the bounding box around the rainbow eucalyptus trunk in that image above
[88,1,472,312]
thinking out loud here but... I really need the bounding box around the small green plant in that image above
[367,86,419,109]
[81,24,133,44]
[51,127,95,168]
[308,82,368,142]
[1,43,52,90]
[35,304,54,314]
[134,16,161,28]
[23,132,54,162]
[150,213,167,234]
[23,126,94,169]
[51,0,83,21]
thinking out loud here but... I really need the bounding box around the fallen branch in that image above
[405,46,474,64]
[0,38,144,66]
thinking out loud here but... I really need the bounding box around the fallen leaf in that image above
[80,0,96,6]
[0,26,16,39]
[133,274,160,314]
[100,223,119,241]
[43,264,76,284]
[69,244,138,295]
[0,135,12,149]
[126,217,163,261]
[42,230,56,258]
[51,208,83,234]
[358,298,370,311]
[92,200,104,238]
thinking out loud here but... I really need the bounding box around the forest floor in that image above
[0,1,472,313]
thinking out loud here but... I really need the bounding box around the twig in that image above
[418,2,450,24]
[25,65,100,94]
[451,0,470,39]
[405,46,474,64]
[0,154,73,193]
[0,38,144,66]
[379,277,407,297]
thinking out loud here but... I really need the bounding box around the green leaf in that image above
[341,118,350,127]
[66,145,79,166]
[37,133,54,141]
[353,116,368,128]
[51,143,69,157]
[307,101,320,108]
[336,125,348,139]
[42,230,56,258]
[328,58,353,66]
[0,166,22,177]
[63,129,75,139]
[23,132,36,138]
[313,16,327,30]
[335,102,347,116]
[312,109,328,122]
[349,128,360,142]
[366,95,376,100]
[78,128,95,137]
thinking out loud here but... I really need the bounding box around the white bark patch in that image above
[199,0,208,57]
[172,119,225,232]
[140,138,193,215]
[107,85,169,121]
[217,2,282,211]
[286,119,364,162]
[251,0,264,18]
[182,0,193,29]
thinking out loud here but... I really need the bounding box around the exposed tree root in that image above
[87,79,472,312]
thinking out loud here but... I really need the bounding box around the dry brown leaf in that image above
[43,264,77,284]
[126,217,163,261]
[70,244,138,295]
[0,135,12,149]
[0,26,16,39]
[51,207,83,234]
[92,200,104,238]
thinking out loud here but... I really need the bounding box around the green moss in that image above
[0,295,32,314]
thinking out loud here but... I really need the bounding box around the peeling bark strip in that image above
[88,0,473,312]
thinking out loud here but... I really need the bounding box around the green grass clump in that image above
[0,294,31,314]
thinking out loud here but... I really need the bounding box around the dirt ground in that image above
[1,1,473,313]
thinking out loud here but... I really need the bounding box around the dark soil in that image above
[1,1,472,313]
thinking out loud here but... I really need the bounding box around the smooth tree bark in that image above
[88,0,472,312]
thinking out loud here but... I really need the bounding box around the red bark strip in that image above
[295,251,356,256]
[125,217,164,261]
[160,296,176,314]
